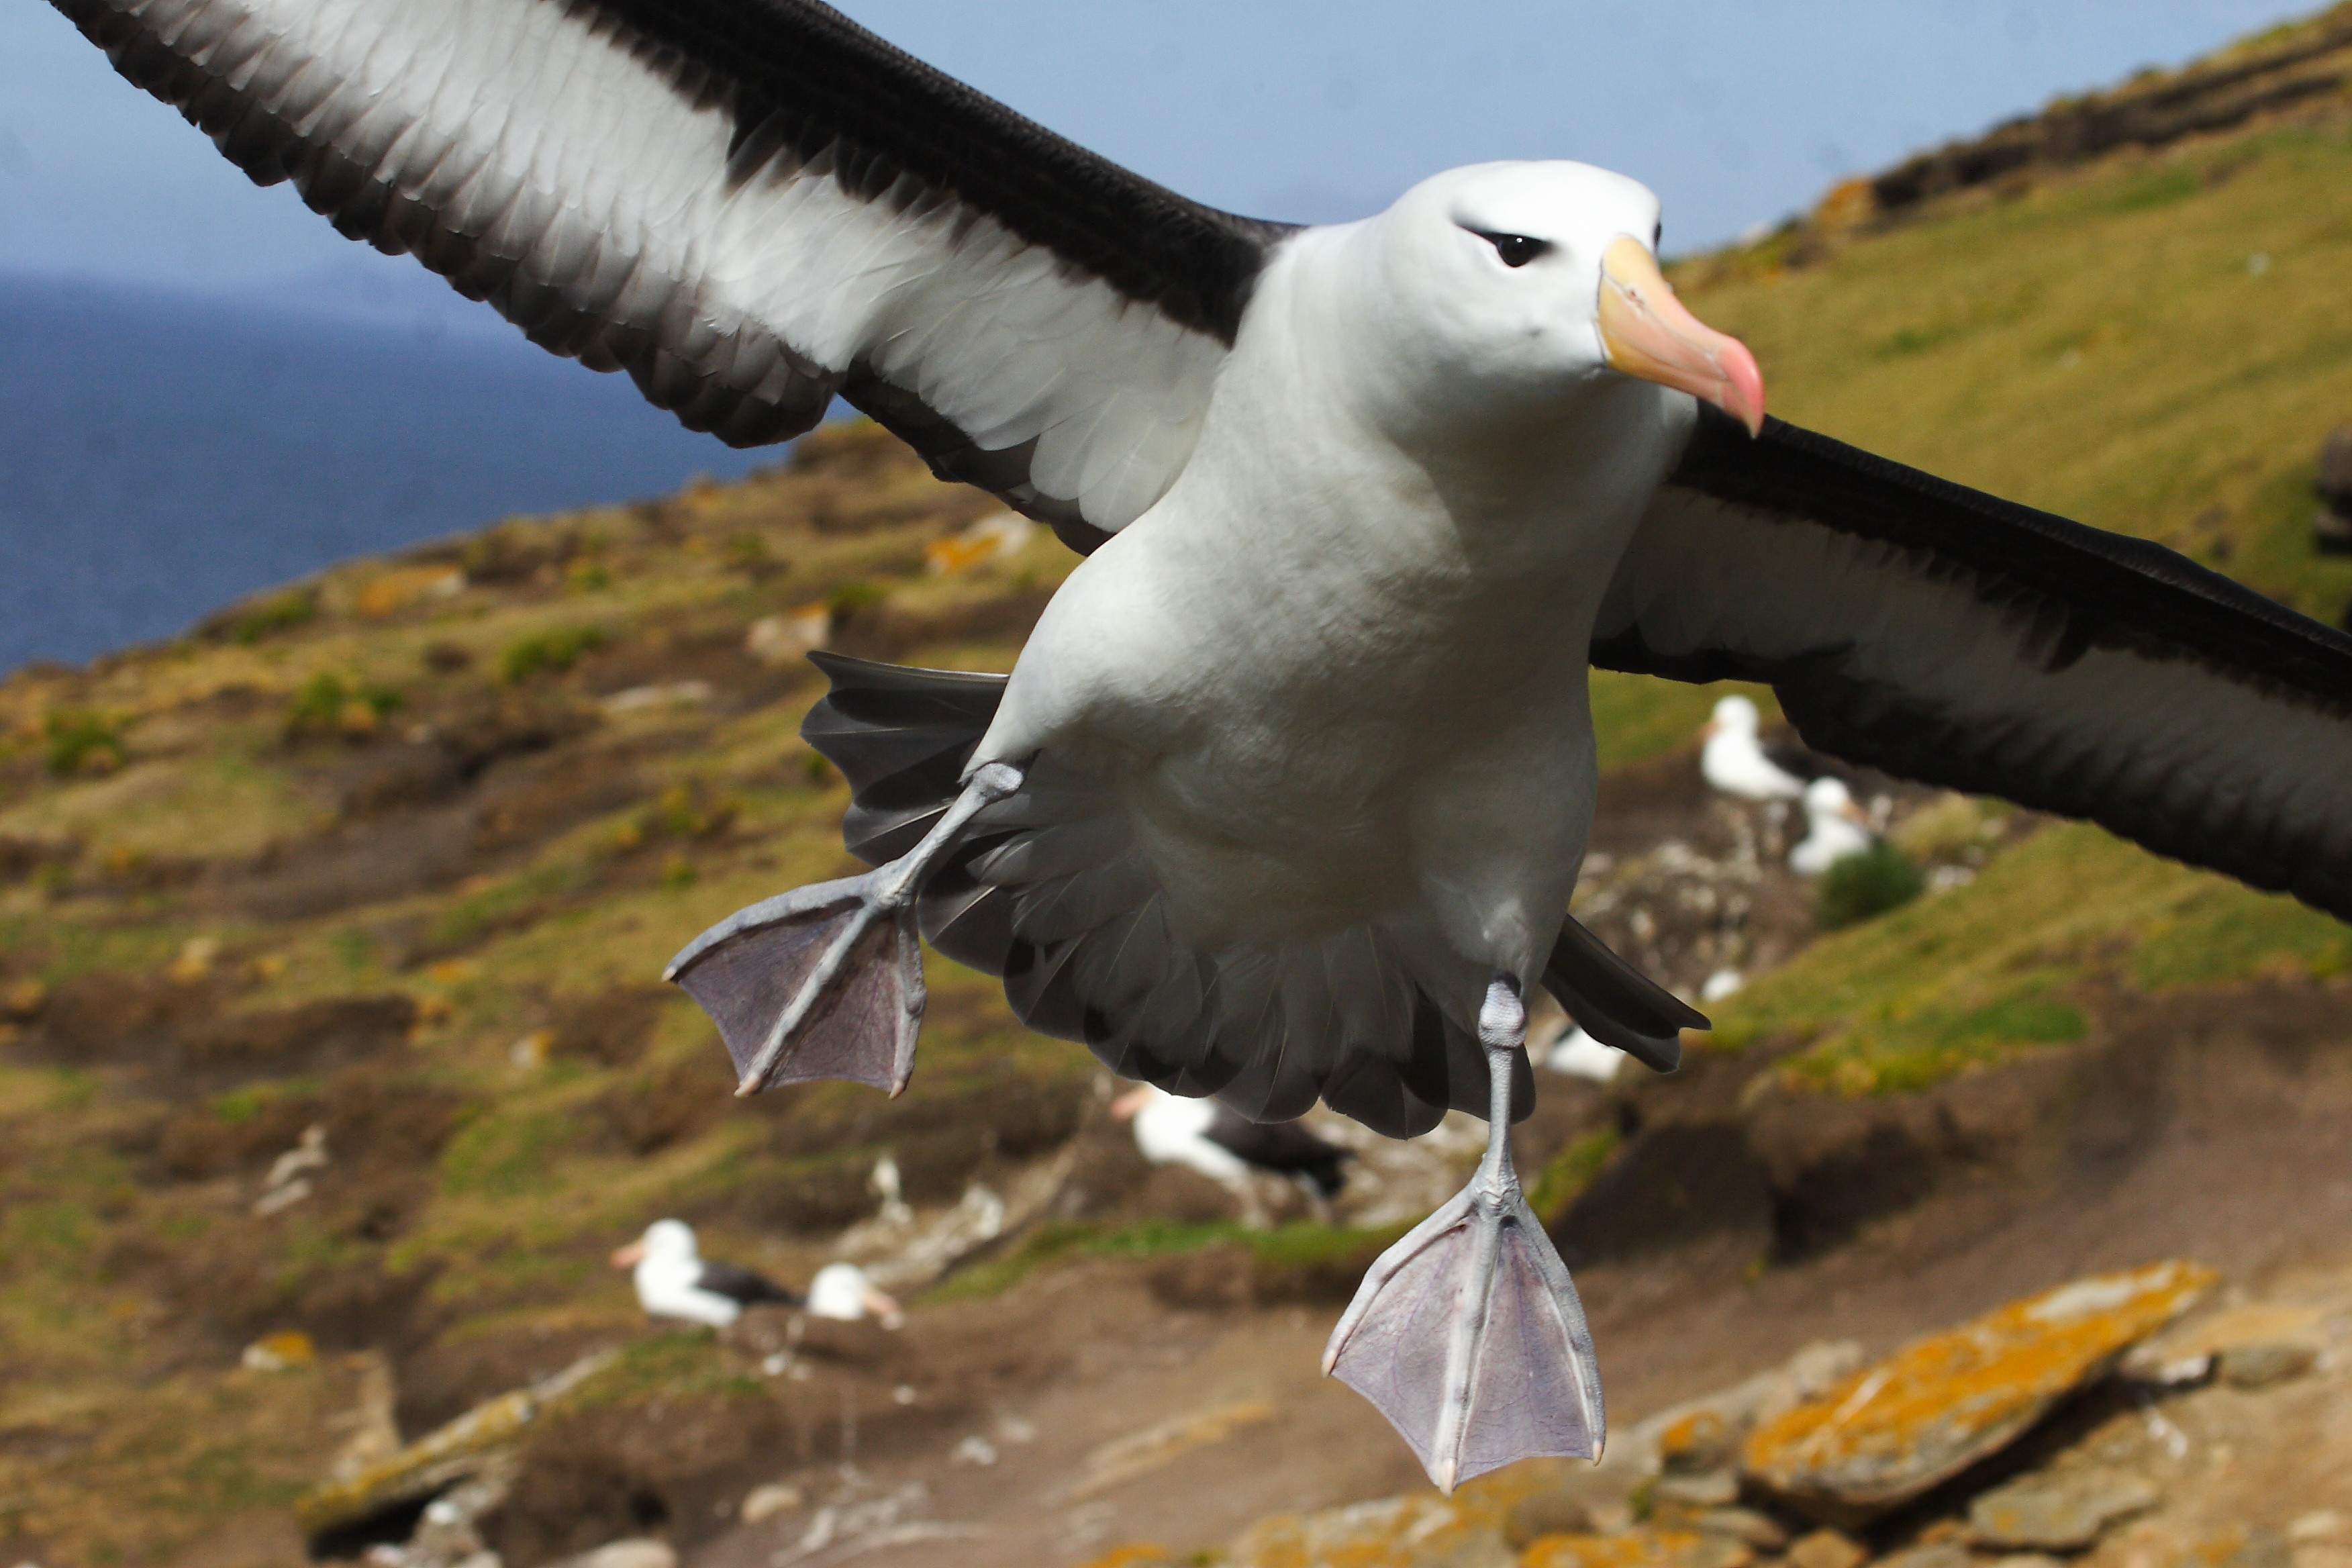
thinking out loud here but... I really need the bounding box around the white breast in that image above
[634,1256,740,1327]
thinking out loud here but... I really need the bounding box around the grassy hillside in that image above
[1675,91,2352,1091]
[3,18,2352,1565]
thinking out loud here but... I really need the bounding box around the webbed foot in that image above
[666,761,1022,1097]
[1323,979,1604,1492]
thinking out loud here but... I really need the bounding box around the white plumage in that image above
[1790,777,1875,877]
[612,1219,754,1328]
[1700,695,1808,801]
[1122,1086,1253,1187]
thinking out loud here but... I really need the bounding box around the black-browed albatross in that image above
[59,0,2352,1491]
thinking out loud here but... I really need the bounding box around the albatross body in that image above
[61,0,2352,1494]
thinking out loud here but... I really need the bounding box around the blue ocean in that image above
[0,271,776,675]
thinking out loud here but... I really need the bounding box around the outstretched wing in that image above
[1597,409,2352,919]
[55,0,1291,546]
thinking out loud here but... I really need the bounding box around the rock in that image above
[1967,1468,2160,1551]
[1659,1408,1740,1475]
[242,1330,317,1371]
[1877,1543,1971,1568]
[0,977,48,1022]
[1743,1261,2214,1523]
[1231,1494,1514,1568]
[1787,1528,1868,1568]
[553,1542,674,1568]
[2217,1342,2317,1388]
[738,1483,802,1525]
[1655,1472,1740,1509]
[1689,1509,1788,1551]
[294,1350,616,1539]
[1067,1549,1177,1568]
[1520,1530,1752,1568]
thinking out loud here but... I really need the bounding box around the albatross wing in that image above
[54,0,1291,545]
[1597,409,2352,919]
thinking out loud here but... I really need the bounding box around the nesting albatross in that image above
[59,0,2352,1491]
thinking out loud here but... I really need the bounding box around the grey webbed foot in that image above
[666,761,1022,1098]
[1323,978,1604,1493]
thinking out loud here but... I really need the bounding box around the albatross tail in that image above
[773,652,1700,1132]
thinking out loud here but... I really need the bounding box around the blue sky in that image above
[0,1,2310,317]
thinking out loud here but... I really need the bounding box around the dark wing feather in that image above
[695,1259,799,1307]
[1597,409,2352,919]
[801,654,1664,1136]
[52,0,1290,544]
[1204,1106,1351,1195]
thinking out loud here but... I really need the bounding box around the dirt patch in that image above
[546,986,675,1069]
[597,1054,739,1157]
[179,995,418,1081]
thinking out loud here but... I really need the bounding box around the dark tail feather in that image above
[1540,916,1705,1073]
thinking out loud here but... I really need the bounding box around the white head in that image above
[1329,161,1764,438]
[807,1261,905,1329]
[609,1218,697,1271]
[1804,776,1858,820]
[1705,694,1762,740]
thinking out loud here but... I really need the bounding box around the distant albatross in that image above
[64,0,2352,1492]
[1110,1081,1350,1202]
[611,1219,901,1329]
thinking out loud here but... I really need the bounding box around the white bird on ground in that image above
[1543,1028,1627,1084]
[1790,777,1877,877]
[1699,695,1818,801]
[71,0,2352,1491]
[610,1220,900,1329]
[1110,1081,1350,1199]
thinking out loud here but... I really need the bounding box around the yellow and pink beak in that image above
[1596,236,1765,434]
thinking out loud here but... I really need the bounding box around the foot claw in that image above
[667,870,923,1097]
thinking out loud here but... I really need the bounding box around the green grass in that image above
[1526,1129,1620,1226]
[497,624,607,683]
[924,1218,1404,1304]
[42,707,125,777]
[1711,822,2347,1093]
[1816,844,1926,930]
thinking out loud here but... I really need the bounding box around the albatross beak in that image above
[1598,236,1765,436]
[609,1241,646,1269]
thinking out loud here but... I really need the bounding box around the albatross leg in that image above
[1322,976,1605,1493]
[665,762,1024,1098]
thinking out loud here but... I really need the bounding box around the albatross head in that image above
[609,1217,697,1270]
[1351,161,1764,436]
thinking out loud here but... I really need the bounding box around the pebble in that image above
[1876,1543,1970,1568]
[1655,1472,1740,1509]
[739,1483,802,1525]
[1967,1468,2160,1551]
[555,1542,674,1568]
[1691,1509,1788,1551]
[2217,1342,2318,1389]
[1788,1529,1867,1568]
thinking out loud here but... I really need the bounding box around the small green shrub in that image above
[497,625,607,683]
[43,709,126,777]
[229,590,317,645]
[1816,842,1926,930]
[283,672,401,740]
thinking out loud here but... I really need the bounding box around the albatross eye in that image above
[1475,232,1551,268]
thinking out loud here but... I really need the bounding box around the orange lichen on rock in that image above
[1520,1529,1752,1568]
[1742,1260,2215,1520]
[1230,1494,1502,1568]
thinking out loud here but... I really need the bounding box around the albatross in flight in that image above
[60,0,2352,1492]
